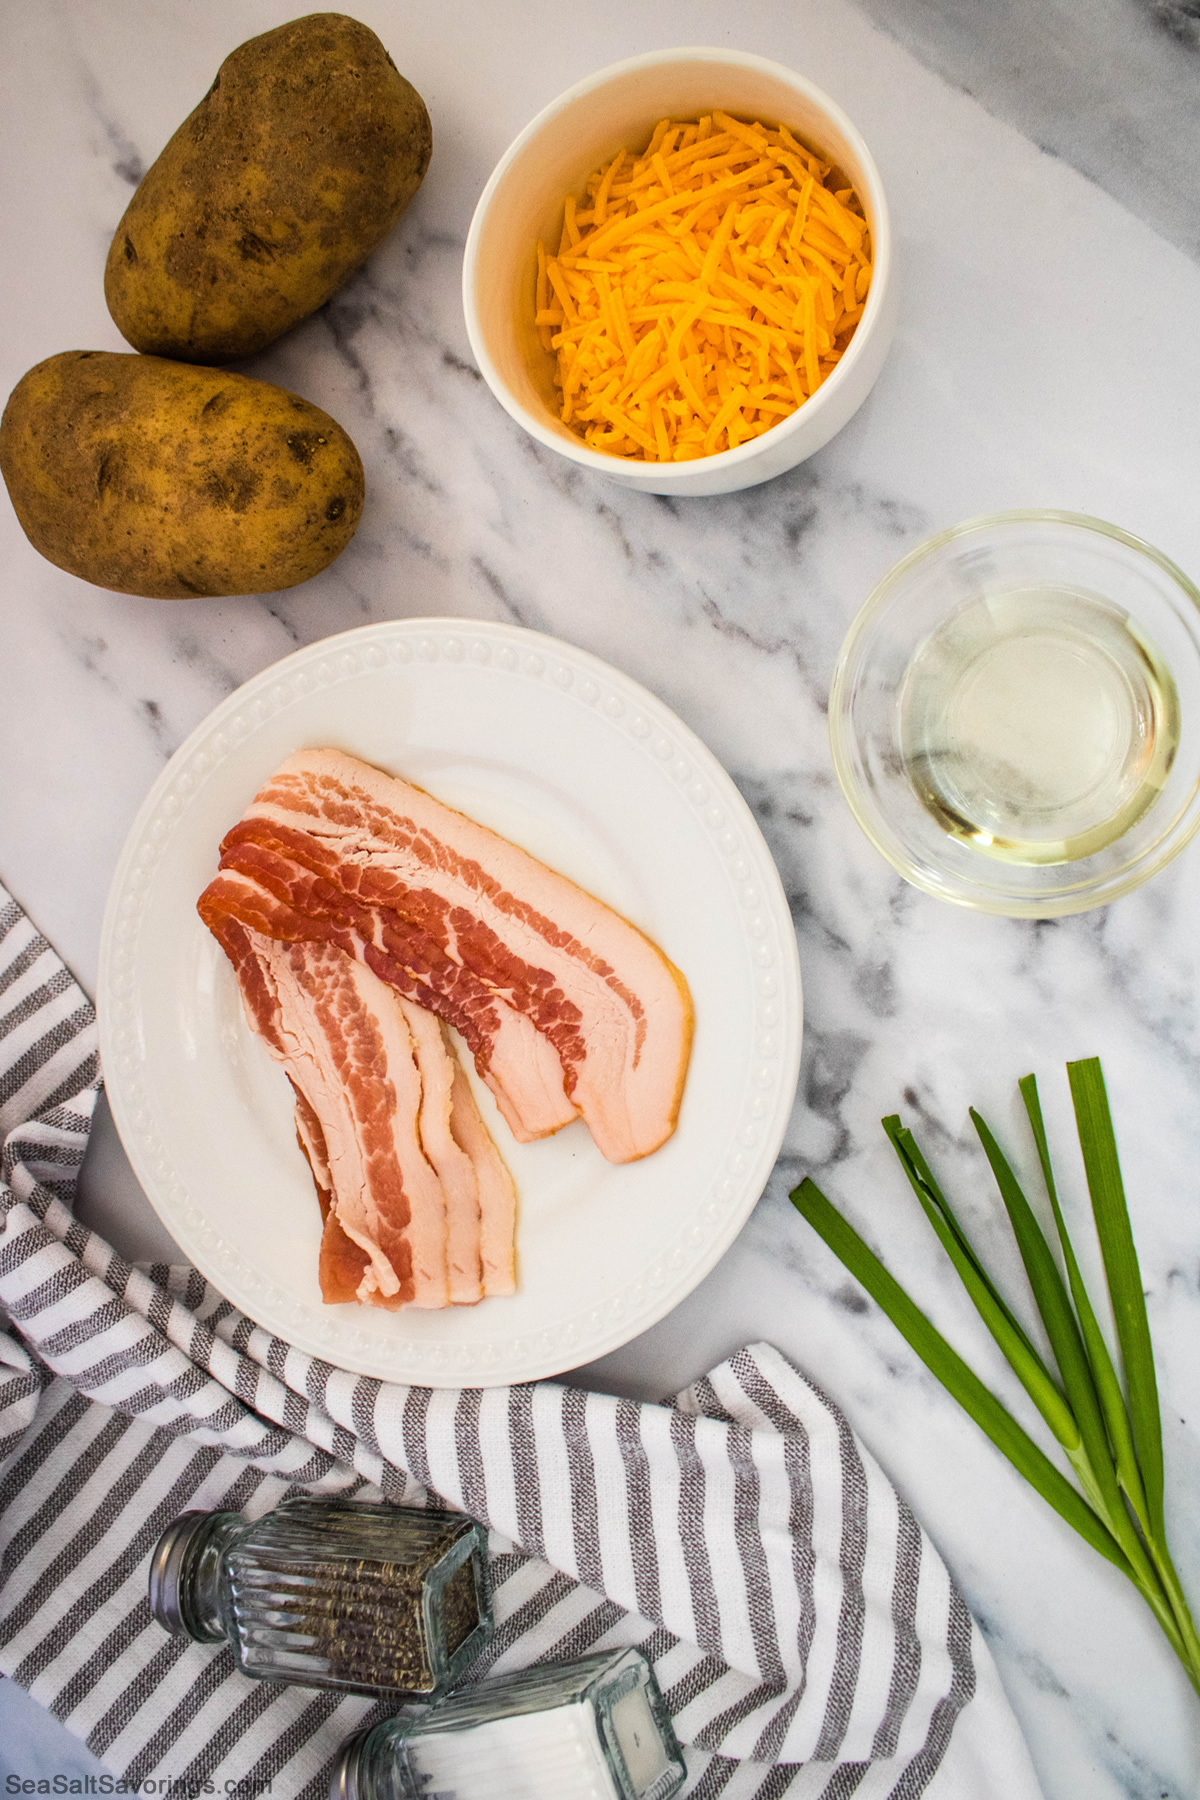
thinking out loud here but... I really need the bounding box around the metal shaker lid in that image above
[329,1727,373,1800]
[147,1511,214,1636]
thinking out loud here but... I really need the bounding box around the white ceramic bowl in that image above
[462,47,896,498]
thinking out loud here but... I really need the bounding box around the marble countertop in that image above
[3,2,1200,1796]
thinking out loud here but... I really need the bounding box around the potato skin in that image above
[0,352,364,598]
[105,13,432,362]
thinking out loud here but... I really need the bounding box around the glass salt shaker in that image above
[148,1496,491,1697]
[331,1647,686,1800]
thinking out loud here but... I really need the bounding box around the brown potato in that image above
[0,351,364,598]
[105,13,432,362]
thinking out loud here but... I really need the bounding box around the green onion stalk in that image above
[791,1057,1200,1695]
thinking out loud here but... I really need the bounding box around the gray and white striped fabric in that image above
[0,882,1041,1799]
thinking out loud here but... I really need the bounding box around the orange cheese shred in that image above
[538,116,873,462]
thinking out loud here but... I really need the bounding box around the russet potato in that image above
[0,351,364,598]
[104,13,432,362]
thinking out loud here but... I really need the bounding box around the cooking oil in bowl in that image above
[898,586,1179,865]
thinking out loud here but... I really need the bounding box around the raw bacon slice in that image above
[209,912,449,1309]
[291,1081,397,1307]
[293,1099,372,1306]
[203,747,694,1163]
[446,1030,518,1297]
[396,995,482,1305]
[201,859,577,1144]
[208,910,518,1310]
[288,1084,364,1305]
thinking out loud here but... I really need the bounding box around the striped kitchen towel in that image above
[0,881,1042,1800]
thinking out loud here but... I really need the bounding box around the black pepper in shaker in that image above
[148,1497,491,1697]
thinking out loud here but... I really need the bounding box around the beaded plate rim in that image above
[97,618,803,1387]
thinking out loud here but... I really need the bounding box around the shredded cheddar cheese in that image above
[536,113,873,462]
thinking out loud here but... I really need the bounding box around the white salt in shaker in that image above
[331,1647,685,1800]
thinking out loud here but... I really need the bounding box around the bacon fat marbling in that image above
[202,747,694,1163]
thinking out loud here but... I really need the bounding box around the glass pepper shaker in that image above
[148,1497,491,1697]
[331,1648,686,1800]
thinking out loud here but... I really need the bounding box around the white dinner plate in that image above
[98,619,802,1386]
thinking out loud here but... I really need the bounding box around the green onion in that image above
[1018,1075,1149,1533]
[1067,1060,1164,1535]
[881,1117,1079,1453]
[790,1059,1200,1694]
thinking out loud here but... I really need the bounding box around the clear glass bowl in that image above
[829,511,1200,916]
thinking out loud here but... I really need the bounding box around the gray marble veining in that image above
[852,0,1200,260]
[3,0,1200,1795]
